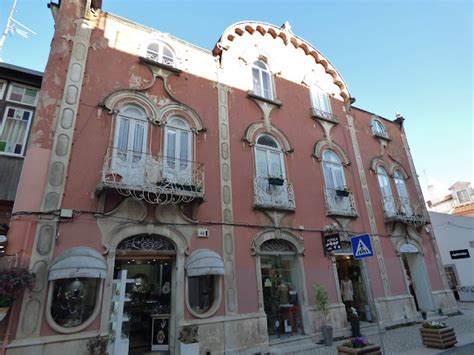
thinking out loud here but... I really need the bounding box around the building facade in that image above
[427,181,474,217]
[429,212,474,302]
[3,1,457,354]
[0,63,42,226]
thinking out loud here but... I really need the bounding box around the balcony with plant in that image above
[253,176,296,211]
[324,187,357,217]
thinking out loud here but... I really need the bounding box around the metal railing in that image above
[382,196,429,227]
[311,107,338,123]
[323,187,357,217]
[254,177,296,210]
[100,147,204,204]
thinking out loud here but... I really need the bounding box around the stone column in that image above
[16,18,93,338]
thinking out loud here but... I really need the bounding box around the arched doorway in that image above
[399,243,435,313]
[110,234,177,355]
[256,237,306,340]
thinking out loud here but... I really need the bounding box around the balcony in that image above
[382,196,429,227]
[324,187,357,217]
[98,147,204,204]
[311,107,338,123]
[254,176,296,211]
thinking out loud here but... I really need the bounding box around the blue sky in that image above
[1,0,472,200]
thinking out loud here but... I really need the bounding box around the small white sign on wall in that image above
[197,228,209,238]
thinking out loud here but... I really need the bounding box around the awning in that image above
[400,243,419,254]
[185,249,225,277]
[48,247,107,280]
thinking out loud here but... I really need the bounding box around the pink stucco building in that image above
[2,1,457,354]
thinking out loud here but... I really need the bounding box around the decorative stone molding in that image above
[216,82,238,315]
[99,89,160,124]
[250,229,304,256]
[388,161,410,179]
[157,102,205,133]
[312,139,350,166]
[16,17,94,339]
[242,121,293,153]
[345,112,391,298]
[369,156,387,174]
[213,21,351,101]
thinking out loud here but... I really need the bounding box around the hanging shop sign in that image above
[322,233,342,255]
[450,249,470,259]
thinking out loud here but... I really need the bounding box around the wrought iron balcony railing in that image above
[311,107,338,123]
[254,176,296,211]
[99,147,204,204]
[323,187,357,217]
[381,196,429,227]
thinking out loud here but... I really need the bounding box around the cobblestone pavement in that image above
[304,302,474,355]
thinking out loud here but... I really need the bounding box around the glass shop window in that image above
[50,278,99,328]
[188,275,215,314]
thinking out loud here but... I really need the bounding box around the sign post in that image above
[351,234,385,354]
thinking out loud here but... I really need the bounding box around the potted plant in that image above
[0,267,35,321]
[178,325,199,355]
[348,307,361,337]
[268,176,284,186]
[335,187,350,197]
[337,336,381,354]
[314,283,332,346]
[87,335,109,355]
[420,321,457,349]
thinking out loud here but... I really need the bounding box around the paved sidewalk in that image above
[308,302,474,355]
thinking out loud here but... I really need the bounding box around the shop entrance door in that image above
[336,256,370,321]
[401,252,434,312]
[260,253,304,340]
[112,257,173,355]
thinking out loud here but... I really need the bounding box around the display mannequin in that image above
[340,276,354,302]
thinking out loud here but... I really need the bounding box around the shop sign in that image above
[152,316,169,351]
[458,285,474,302]
[450,249,470,259]
[322,233,342,255]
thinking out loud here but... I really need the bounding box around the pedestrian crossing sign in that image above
[351,234,374,259]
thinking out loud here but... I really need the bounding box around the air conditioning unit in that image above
[197,228,209,238]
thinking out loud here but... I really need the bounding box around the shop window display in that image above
[260,254,303,339]
[336,256,370,321]
[50,278,99,328]
[188,275,215,314]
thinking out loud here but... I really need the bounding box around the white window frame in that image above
[371,118,388,138]
[254,134,285,180]
[145,41,175,67]
[0,106,34,157]
[394,170,412,215]
[456,189,471,204]
[322,150,346,190]
[163,116,193,183]
[377,166,396,215]
[6,82,39,107]
[0,80,7,100]
[310,84,332,114]
[252,60,274,100]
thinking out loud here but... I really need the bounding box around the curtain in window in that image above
[322,151,345,189]
[394,171,412,214]
[0,108,31,155]
[377,167,396,214]
[311,86,331,113]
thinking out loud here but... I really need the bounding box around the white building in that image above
[430,211,474,301]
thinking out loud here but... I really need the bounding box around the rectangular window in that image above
[0,106,33,156]
[310,86,331,113]
[7,83,39,106]
[456,190,470,204]
[0,80,6,100]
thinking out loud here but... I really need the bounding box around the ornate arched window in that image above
[146,41,175,67]
[322,150,356,216]
[394,170,412,215]
[255,134,285,181]
[322,150,346,190]
[252,60,274,100]
[371,118,388,138]
[111,105,148,186]
[164,117,193,184]
[376,166,396,216]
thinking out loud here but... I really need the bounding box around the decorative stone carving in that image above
[117,234,175,251]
